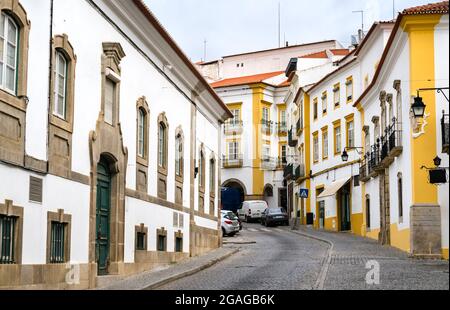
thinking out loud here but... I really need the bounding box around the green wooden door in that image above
[96,161,111,275]
[340,189,351,231]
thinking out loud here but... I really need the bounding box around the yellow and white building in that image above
[355,2,449,258]
[197,41,344,213]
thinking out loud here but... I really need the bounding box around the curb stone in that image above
[144,247,240,290]
[283,228,334,290]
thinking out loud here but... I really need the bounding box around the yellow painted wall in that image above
[366,228,380,241]
[251,84,266,196]
[351,213,364,236]
[390,223,410,253]
[402,15,441,205]
[442,248,449,260]
[324,216,338,232]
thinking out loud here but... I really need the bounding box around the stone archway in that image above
[263,184,274,197]
[222,178,247,203]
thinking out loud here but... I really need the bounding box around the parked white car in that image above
[221,210,240,237]
[238,200,268,223]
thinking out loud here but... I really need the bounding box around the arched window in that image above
[158,122,166,168]
[199,150,205,189]
[135,97,150,193]
[157,113,169,199]
[137,108,146,158]
[175,132,183,177]
[54,51,67,118]
[0,13,19,93]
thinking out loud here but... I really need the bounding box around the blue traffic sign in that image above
[299,188,309,198]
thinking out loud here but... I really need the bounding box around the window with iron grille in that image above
[157,235,166,252]
[136,232,146,250]
[50,222,66,264]
[0,215,16,264]
[175,237,183,253]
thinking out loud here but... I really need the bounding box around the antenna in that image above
[203,39,207,62]
[278,2,281,48]
[352,10,364,33]
[393,0,396,19]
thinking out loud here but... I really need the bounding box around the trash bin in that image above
[306,213,314,225]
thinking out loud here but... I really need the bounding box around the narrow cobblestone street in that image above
[157,223,449,290]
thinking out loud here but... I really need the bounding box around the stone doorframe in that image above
[88,42,128,287]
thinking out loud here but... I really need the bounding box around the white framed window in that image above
[175,134,183,176]
[158,123,166,167]
[280,110,286,125]
[53,51,67,119]
[335,126,342,154]
[281,144,287,162]
[262,145,270,159]
[104,78,115,125]
[137,108,145,157]
[313,135,319,162]
[0,13,19,94]
[323,131,328,159]
[322,93,327,114]
[228,142,238,160]
[346,77,353,102]
[333,84,340,107]
[347,121,355,148]
[209,159,215,193]
[231,109,240,125]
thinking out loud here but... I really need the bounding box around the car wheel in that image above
[228,232,236,237]
[265,221,269,227]
[222,228,226,237]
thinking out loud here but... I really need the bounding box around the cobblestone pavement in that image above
[157,223,328,290]
[285,226,449,290]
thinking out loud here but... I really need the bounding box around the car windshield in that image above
[268,208,284,214]
[224,212,238,220]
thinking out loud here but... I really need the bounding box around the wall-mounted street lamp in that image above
[411,87,449,119]
[341,147,364,162]
[421,156,449,185]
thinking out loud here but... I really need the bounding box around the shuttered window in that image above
[29,176,43,203]
[50,222,66,263]
[0,215,16,264]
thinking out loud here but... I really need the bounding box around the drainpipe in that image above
[46,0,54,164]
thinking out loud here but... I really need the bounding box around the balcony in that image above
[222,154,243,168]
[359,155,370,182]
[288,127,298,147]
[442,113,449,154]
[261,155,277,170]
[261,120,273,135]
[283,163,294,180]
[277,122,288,135]
[294,164,306,181]
[224,120,243,135]
[380,118,403,166]
[368,144,383,176]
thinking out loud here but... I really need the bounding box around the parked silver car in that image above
[221,210,240,237]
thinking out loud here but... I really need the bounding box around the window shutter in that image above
[29,176,43,203]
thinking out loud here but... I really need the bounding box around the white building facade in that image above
[0,0,231,289]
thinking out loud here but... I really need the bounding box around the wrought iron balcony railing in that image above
[224,120,243,134]
[222,154,243,168]
[294,164,306,180]
[277,122,288,134]
[283,163,294,180]
[261,120,273,134]
[261,155,277,170]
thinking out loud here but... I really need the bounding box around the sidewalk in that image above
[283,226,449,290]
[97,247,239,290]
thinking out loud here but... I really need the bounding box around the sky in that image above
[144,0,434,62]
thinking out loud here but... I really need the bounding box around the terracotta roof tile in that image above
[402,1,448,15]
[210,71,284,88]
[330,49,350,56]
[299,51,328,59]
[278,80,291,87]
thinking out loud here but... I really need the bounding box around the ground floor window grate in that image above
[157,235,166,252]
[0,215,16,264]
[175,237,183,252]
[50,222,66,263]
[136,232,146,250]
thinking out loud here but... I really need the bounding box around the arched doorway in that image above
[221,179,246,209]
[263,184,274,198]
[96,157,112,275]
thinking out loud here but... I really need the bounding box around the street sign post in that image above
[299,188,309,199]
